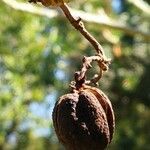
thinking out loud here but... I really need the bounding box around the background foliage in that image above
[0,0,150,149]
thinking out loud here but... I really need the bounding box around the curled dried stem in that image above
[73,55,110,90]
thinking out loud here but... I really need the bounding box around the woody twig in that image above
[59,4,110,85]
[28,0,111,85]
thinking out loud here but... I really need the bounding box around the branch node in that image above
[76,17,82,23]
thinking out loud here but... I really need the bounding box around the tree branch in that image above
[2,0,150,40]
[2,0,59,18]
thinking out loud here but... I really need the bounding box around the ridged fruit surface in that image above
[52,86,115,150]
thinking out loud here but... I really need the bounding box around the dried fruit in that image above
[52,85,115,150]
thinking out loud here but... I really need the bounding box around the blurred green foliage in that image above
[0,0,150,149]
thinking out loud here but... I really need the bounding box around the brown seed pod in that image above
[52,85,115,150]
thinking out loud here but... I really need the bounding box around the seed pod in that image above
[52,86,115,150]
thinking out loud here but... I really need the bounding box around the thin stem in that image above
[60,3,105,56]
[28,0,110,85]
[59,3,111,85]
